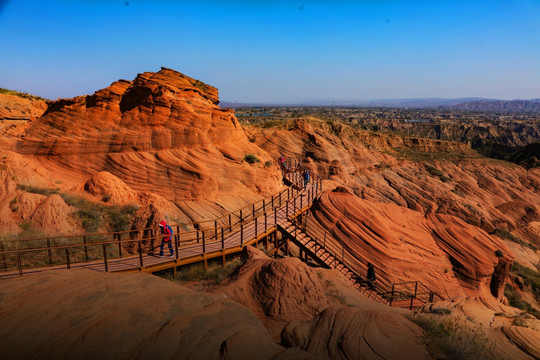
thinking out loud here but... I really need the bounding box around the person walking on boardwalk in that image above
[367,262,377,290]
[159,220,174,258]
[279,155,287,172]
[303,169,310,188]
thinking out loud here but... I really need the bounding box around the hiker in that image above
[279,155,287,172]
[159,220,174,258]
[367,263,376,290]
[303,169,310,188]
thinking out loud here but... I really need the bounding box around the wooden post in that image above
[229,214,232,232]
[0,241,6,271]
[271,195,274,209]
[287,187,290,200]
[255,217,258,238]
[65,248,71,269]
[202,231,206,254]
[83,236,89,261]
[117,234,122,258]
[279,192,282,207]
[221,228,225,250]
[264,212,268,232]
[175,232,179,260]
[138,240,143,268]
[240,224,244,246]
[274,209,277,227]
[103,244,108,272]
[286,201,289,219]
[47,238,53,265]
[214,221,218,240]
[414,281,418,298]
[263,199,266,213]
[240,209,243,224]
[150,229,155,253]
[196,230,200,244]
[252,204,255,218]
[17,252,22,276]
[410,295,414,310]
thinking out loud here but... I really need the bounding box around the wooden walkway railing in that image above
[280,214,444,309]
[0,157,444,310]
[0,158,321,278]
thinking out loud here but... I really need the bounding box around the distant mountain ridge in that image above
[222,97,540,112]
[446,99,540,113]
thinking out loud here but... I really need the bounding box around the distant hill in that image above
[222,98,491,109]
[446,99,540,113]
[223,98,540,112]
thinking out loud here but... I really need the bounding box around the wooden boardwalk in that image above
[0,163,443,310]
[0,170,318,279]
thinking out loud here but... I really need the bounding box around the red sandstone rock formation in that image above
[0,92,47,121]
[310,188,513,299]
[219,247,328,340]
[0,68,284,234]
[282,306,430,360]
[0,269,313,360]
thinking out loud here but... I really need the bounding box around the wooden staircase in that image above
[278,214,444,309]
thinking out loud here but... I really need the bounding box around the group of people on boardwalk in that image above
[279,155,310,188]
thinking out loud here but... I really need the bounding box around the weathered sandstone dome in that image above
[15,67,282,202]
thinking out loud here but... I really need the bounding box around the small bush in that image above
[492,229,537,250]
[408,315,495,360]
[102,194,111,203]
[504,283,540,319]
[431,307,452,315]
[424,164,451,182]
[0,88,46,101]
[264,160,273,167]
[464,204,480,216]
[17,184,59,196]
[168,257,243,283]
[243,154,259,164]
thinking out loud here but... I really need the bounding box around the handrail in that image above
[294,214,444,306]
[0,160,323,276]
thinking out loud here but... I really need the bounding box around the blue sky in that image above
[1,0,539,102]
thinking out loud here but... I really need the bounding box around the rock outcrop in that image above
[219,247,328,339]
[0,68,284,234]
[309,187,514,299]
[0,269,311,360]
[282,306,430,360]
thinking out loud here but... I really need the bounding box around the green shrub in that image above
[431,307,452,315]
[407,315,495,360]
[0,88,46,101]
[492,229,537,250]
[243,154,259,164]
[504,283,540,319]
[165,257,243,283]
[264,160,273,167]
[424,164,451,182]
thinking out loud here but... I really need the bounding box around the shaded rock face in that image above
[14,67,281,203]
[220,247,328,339]
[0,270,306,360]
[310,189,513,299]
[282,306,430,360]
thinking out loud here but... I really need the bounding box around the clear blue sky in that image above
[1,0,539,102]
